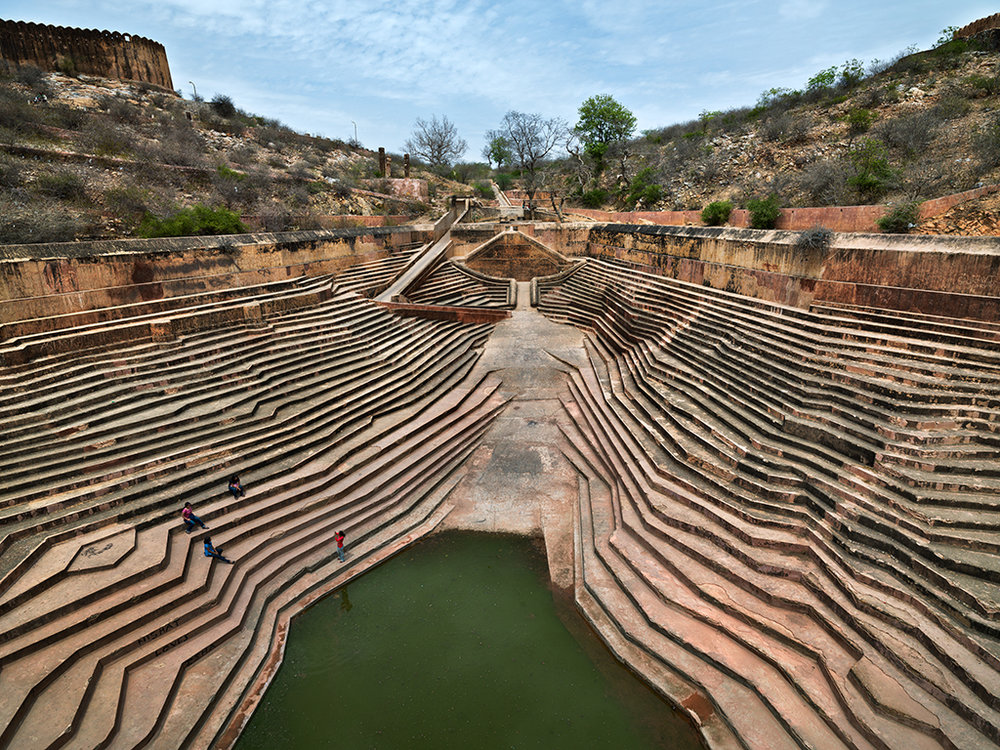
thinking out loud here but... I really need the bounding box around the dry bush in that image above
[257,202,291,232]
[145,122,206,167]
[0,200,82,243]
[796,158,850,205]
[99,96,144,125]
[35,169,86,200]
[759,112,811,143]
[104,186,150,225]
[82,118,136,156]
[874,111,939,156]
[0,154,23,188]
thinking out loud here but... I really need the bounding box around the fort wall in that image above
[0,19,173,89]
[954,13,1000,39]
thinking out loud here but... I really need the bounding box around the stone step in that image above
[564,352,1000,724]
[561,369,1000,746]
[0,370,505,748]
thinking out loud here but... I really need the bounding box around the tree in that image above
[482,132,512,170]
[492,110,568,211]
[403,115,467,171]
[575,95,636,172]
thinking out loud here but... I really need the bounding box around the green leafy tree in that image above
[482,133,512,170]
[574,94,637,172]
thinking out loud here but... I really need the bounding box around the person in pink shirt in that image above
[181,501,208,532]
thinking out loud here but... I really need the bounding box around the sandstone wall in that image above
[954,13,1000,39]
[0,19,172,88]
[584,225,1000,321]
[0,226,430,325]
[570,185,1000,233]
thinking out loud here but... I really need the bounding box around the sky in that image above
[4,1,995,160]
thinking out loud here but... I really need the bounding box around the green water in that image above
[234,531,703,749]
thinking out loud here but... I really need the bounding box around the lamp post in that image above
[351,121,358,144]
[188,81,198,99]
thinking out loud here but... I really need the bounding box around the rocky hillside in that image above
[0,63,465,244]
[572,34,1000,233]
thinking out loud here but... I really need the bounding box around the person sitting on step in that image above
[181,501,208,532]
[228,475,245,499]
[204,537,233,564]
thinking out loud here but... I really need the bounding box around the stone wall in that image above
[0,226,430,326]
[0,19,172,89]
[954,13,1000,39]
[584,224,1000,321]
[569,185,1000,233]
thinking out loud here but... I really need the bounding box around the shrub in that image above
[746,194,781,229]
[15,64,49,95]
[625,168,663,208]
[974,114,1000,169]
[55,54,77,77]
[796,225,832,251]
[210,94,237,118]
[258,203,291,232]
[847,139,895,201]
[964,73,1000,96]
[875,112,938,156]
[877,201,921,233]
[473,181,493,199]
[581,188,610,208]
[701,200,733,226]
[931,94,971,120]
[35,170,86,200]
[760,112,810,143]
[83,119,135,156]
[138,204,247,238]
[100,96,142,125]
[0,202,82,243]
[0,154,22,187]
[104,186,149,224]
[493,173,514,190]
[845,108,877,137]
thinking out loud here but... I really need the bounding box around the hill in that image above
[0,63,466,244]
[565,33,1000,233]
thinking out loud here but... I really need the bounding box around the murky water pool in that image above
[234,531,704,749]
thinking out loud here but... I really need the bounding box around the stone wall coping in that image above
[596,224,1000,256]
[0,225,427,262]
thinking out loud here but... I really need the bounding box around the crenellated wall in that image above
[0,19,172,88]
[954,13,1000,39]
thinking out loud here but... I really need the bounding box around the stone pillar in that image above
[378,147,386,177]
[385,155,392,178]
[404,154,410,178]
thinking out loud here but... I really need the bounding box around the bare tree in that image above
[494,110,568,213]
[403,114,467,172]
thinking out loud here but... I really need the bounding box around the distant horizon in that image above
[2,1,995,161]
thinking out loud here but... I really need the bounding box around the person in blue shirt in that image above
[204,537,234,564]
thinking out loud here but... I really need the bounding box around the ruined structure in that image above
[1,208,999,749]
[954,13,1000,41]
[0,19,173,89]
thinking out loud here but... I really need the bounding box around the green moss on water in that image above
[235,532,703,749]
